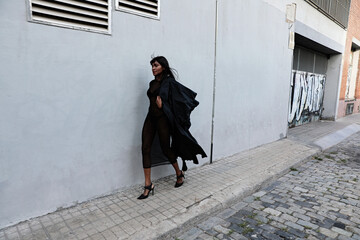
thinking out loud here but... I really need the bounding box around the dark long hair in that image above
[150,56,177,80]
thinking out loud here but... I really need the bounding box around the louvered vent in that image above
[29,0,110,33]
[117,0,159,19]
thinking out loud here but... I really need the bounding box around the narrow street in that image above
[176,132,360,240]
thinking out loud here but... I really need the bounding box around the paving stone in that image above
[179,227,203,240]
[284,221,304,231]
[306,211,325,221]
[196,233,215,240]
[319,227,339,238]
[216,233,231,240]
[231,202,248,211]
[261,231,283,240]
[337,235,353,240]
[352,234,360,240]
[198,217,228,231]
[292,212,311,222]
[263,208,281,217]
[228,223,244,234]
[294,186,309,193]
[297,219,318,230]
[294,200,314,208]
[217,209,237,219]
[213,225,231,235]
[331,227,353,237]
[347,226,360,235]
[286,226,307,238]
[316,218,336,228]
[274,229,296,240]
[276,206,293,215]
[333,221,346,229]
[233,210,252,219]
[279,213,297,223]
[229,231,248,240]
[204,228,218,236]
[252,191,267,198]
[226,217,243,226]
[243,196,255,203]
[289,206,306,214]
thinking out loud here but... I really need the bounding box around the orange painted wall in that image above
[339,0,360,100]
[337,0,360,118]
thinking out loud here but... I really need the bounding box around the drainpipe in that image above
[210,0,219,164]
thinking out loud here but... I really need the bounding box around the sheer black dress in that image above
[141,79,177,168]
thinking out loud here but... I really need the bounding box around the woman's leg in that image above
[141,115,156,195]
[143,168,152,188]
[156,116,183,184]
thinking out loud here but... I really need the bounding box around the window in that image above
[345,50,360,100]
[28,0,111,34]
[346,103,354,115]
[116,0,159,19]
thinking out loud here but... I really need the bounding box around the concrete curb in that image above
[314,123,360,150]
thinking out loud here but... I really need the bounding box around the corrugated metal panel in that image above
[116,0,159,19]
[29,0,110,34]
[293,46,328,75]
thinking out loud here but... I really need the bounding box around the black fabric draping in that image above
[151,76,207,171]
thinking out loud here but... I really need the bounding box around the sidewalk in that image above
[1,114,360,240]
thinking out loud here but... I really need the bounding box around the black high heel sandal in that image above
[137,183,155,200]
[175,171,185,188]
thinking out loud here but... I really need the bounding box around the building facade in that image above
[0,0,349,228]
[338,0,360,117]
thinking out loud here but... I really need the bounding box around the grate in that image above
[29,0,110,34]
[116,0,159,19]
[305,0,351,29]
[346,103,354,115]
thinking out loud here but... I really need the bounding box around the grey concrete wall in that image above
[0,0,215,227]
[212,0,293,159]
[0,0,347,229]
[323,54,344,119]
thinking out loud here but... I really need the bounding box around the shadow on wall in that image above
[124,70,150,185]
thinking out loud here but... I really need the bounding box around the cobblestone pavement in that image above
[176,132,360,240]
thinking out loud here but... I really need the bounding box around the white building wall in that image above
[264,0,347,46]
[0,0,347,228]
[0,0,216,228]
[212,0,293,159]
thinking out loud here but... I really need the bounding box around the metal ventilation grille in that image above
[305,0,350,29]
[117,0,159,19]
[29,0,110,33]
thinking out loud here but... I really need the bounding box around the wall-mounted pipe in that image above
[210,0,219,164]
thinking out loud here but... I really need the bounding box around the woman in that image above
[138,56,207,200]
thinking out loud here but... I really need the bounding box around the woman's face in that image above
[152,61,164,77]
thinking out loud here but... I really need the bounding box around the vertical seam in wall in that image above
[287,23,295,136]
[334,54,345,120]
[210,0,218,164]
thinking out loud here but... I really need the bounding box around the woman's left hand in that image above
[156,96,162,108]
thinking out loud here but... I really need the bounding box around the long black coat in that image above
[155,77,207,171]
